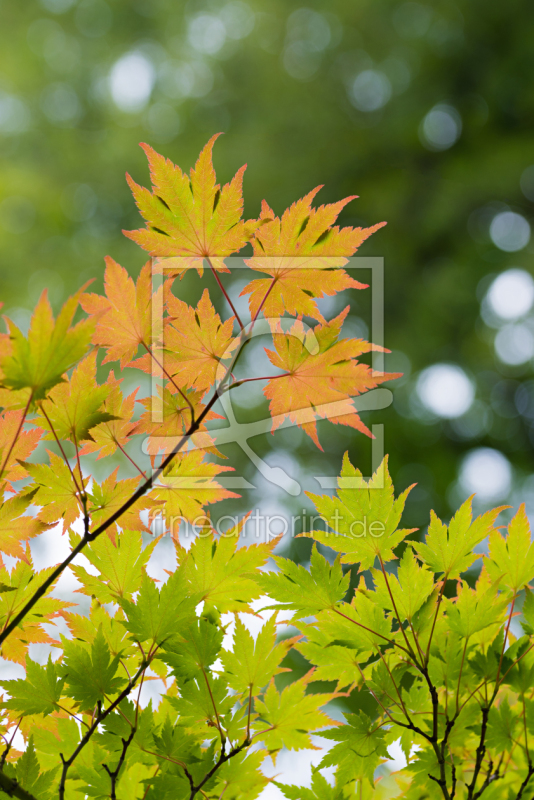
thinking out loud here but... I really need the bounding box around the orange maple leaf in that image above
[164,287,238,392]
[149,450,238,531]
[263,309,400,448]
[241,191,386,322]
[79,372,139,460]
[124,134,253,274]
[135,384,223,463]
[81,257,162,369]
[0,410,42,491]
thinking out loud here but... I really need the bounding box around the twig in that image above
[0,393,33,483]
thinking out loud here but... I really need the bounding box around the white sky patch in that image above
[459,447,512,502]
[416,363,474,418]
[109,52,155,113]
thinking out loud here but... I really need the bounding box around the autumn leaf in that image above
[164,287,237,392]
[0,551,73,664]
[124,134,253,273]
[0,410,42,490]
[0,286,94,401]
[81,257,162,369]
[135,384,223,462]
[263,309,400,448]
[87,467,156,539]
[24,450,86,533]
[78,371,139,460]
[241,192,385,322]
[149,450,238,528]
[0,491,52,562]
[37,352,114,445]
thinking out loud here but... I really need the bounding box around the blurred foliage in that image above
[1,0,534,539]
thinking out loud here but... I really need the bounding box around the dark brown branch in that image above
[102,727,136,800]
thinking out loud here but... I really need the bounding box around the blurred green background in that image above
[1,0,534,540]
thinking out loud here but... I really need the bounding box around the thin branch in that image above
[38,402,84,498]
[116,440,147,479]
[206,257,244,330]
[425,579,447,666]
[378,555,419,663]
[102,727,136,800]
[141,341,194,419]
[0,720,20,769]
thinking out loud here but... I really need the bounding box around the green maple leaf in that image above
[521,587,534,635]
[60,628,126,710]
[160,617,223,680]
[256,544,350,619]
[37,353,114,443]
[301,455,416,570]
[167,674,234,737]
[69,528,161,603]
[486,700,517,752]
[212,750,269,800]
[118,570,198,646]
[320,711,389,785]
[486,504,534,593]
[446,578,507,639]
[252,676,333,754]
[296,628,369,691]
[176,527,275,614]
[275,766,345,799]
[371,547,434,622]
[221,615,295,698]
[412,498,506,580]
[0,286,94,401]
[1,656,64,716]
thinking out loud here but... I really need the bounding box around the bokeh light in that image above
[459,447,512,502]
[419,104,462,151]
[489,211,531,252]
[349,70,392,112]
[485,268,534,321]
[416,364,474,418]
[109,52,156,113]
[494,324,534,366]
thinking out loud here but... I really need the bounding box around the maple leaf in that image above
[118,569,198,646]
[0,285,94,400]
[163,287,238,392]
[37,352,114,445]
[221,616,295,698]
[0,410,42,490]
[87,468,156,539]
[412,497,506,580]
[1,656,65,716]
[371,547,434,623]
[135,384,223,462]
[0,491,52,562]
[149,450,238,528]
[319,710,389,785]
[69,528,162,603]
[263,309,400,448]
[252,675,333,754]
[124,134,253,273]
[300,454,416,570]
[78,371,139,459]
[81,258,162,369]
[59,628,126,710]
[242,191,385,322]
[175,524,276,613]
[256,544,350,619]
[484,504,534,596]
[445,577,508,639]
[24,450,86,533]
[0,550,73,664]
